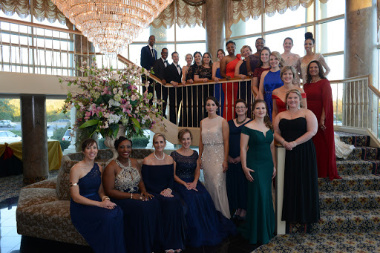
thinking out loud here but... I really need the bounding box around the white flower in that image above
[108,99,121,107]
[108,114,121,124]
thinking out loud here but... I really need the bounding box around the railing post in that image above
[276,145,286,235]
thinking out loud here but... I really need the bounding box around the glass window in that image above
[230,17,262,38]
[316,0,345,20]
[134,27,151,42]
[316,19,344,54]
[264,4,311,31]
[234,37,259,56]
[176,42,206,67]
[151,26,175,42]
[176,24,205,41]
[265,27,309,56]
[0,98,21,144]
[324,54,344,81]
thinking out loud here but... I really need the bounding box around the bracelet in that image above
[130,193,133,199]
[102,196,110,201]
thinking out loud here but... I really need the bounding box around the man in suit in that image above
[153,48,169,117]
[165,52,184,125]
[140,35,157,98]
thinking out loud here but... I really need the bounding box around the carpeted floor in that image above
[254,231,380,252]
[0,171,59,203]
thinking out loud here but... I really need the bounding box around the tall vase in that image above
[104,124,126,160]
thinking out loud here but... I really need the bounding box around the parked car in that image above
[0,131,22,143]
[0,120,16,128]
[62,129,74,141]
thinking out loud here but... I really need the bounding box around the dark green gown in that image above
[239,126,275,245]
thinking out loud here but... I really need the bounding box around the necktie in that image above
[164,60,168,67]
[151,48,155,58]
[177,65,181,75]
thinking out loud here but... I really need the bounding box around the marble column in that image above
[21,95,48,184]
[205,0,227,61]
[344,0,376,127]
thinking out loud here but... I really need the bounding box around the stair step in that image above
[338,147,380,161]
[335,132,370,147]
[319,190,380,210]
[336,160,373,175]
[288,209,380,234]
[318,175,380,192]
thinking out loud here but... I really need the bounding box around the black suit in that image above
[165,63,184,125]
[153,58,169,117]
[140,45,157,70]
[140,45,157,100]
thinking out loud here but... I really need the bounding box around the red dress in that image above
[223,54,241,121]
[272,93,307,114]
[304,79,340,180]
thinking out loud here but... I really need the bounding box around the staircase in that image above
[255,131,380,252]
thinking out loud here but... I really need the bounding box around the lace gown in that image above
[263,70,283,120]
[112,160,161,253]
[70,163,126,253]
[201,116,230,218]
[142,163,185,250]
[195,66,214,125]
[171,151,235,247]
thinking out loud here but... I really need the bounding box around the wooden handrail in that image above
[0,17,82,35]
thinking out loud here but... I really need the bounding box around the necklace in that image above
[154,152,165,160]
[236,117,247,125]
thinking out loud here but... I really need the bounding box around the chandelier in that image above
[52,0,173,54]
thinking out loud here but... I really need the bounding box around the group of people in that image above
[68,31,344,252]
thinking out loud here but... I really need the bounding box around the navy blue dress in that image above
[227,119,251,216]
[263,70,283,120]
[171,151,236,247]
[142,163,185,250]
[70,163,126,253]
[111,160,161,253]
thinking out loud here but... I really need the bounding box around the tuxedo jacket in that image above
[165,63,182,84]
[153,58,167,80]
[140,45,157,70]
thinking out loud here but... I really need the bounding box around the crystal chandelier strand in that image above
[52,0,173,54]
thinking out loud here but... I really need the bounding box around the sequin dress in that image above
[201,116,230,218]
[70,163,126,253]
[171,151,236,247]
[111,159,161,253]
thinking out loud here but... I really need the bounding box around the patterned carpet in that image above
[254,132,380,252]
[255,231,380,252]
[0,170,59,203]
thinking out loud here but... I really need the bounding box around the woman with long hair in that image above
[239,100,276,245]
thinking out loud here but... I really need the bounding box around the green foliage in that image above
[131,135,149,148]
[46,111,70,122]
[51,127,68,141]
[60,140,71,151]
[0,99,17,120]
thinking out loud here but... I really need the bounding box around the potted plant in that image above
[61,61,162,158]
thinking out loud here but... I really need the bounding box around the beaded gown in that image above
[112,160,161,253]
[226,119,251,216]
[201,116,230,218]
[239,127,274,245]
[142,163,185,250]
[171,151,235,247]
[70,163,126,253]
[279,117,320,223]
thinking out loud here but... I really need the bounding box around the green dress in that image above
[239,126,275,245]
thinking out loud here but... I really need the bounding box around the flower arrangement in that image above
[62,61,162,139]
